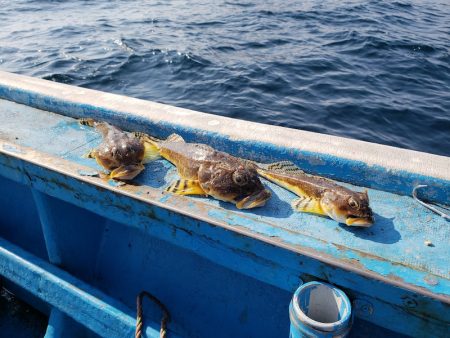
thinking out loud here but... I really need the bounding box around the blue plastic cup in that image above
[289,282,352,338]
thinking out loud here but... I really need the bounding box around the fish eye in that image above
[348,197,359,209]
[232,171,248,186]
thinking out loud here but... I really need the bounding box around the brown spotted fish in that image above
[137,133,271,209]
[79,119,158,180]
[256,161,374,227]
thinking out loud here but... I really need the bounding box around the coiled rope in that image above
[135,291,170,338]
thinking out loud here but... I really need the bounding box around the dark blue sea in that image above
[1,0,449,156]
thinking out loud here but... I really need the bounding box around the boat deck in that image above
[1,98,448,298]
[0,69,449,337]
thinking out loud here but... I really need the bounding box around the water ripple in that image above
[0,0,449,156]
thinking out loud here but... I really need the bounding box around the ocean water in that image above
[0,0,449,156]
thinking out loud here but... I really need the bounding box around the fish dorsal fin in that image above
[166,133,185,143]
[132,131,162,143]
[78,118,96,127]
[259,161,304,175]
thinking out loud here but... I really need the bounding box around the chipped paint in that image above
[0,72,449,337]
[2,144,26,154]
[0,237,175,338]
[1,138,449,336]
[77,169,98,177]
[0,71,448,204]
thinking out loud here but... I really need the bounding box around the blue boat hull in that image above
[0,71,448,337]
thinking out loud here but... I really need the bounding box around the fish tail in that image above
[133,132,162,162]
[134,132,186,162]
[143,142,161,162]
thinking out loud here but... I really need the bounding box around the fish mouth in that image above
[345,215,374,227]
[236,189,271,209]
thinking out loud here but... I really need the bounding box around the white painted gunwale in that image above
[0,70,448,181]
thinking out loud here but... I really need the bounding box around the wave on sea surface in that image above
[1,0,449,156]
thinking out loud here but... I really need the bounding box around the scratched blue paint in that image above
[1,155,448,336]
[0,83,449,337]
[107,179,126,187]
[2,100,446,289]
[77,169,98,177]
[44,309,96,338]
[0,86,448,204]
[2,144,26,154]
[0,100,100,158]
[0,237,168,338]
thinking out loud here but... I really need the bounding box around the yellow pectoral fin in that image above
[109,164,145,180]
[291,197,325,216]
[166,179,206,196]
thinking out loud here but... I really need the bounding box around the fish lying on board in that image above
[256,161,374,227]
[136,132,271,209]
[79,119,158,180]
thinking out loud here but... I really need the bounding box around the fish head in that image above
[199,163,271,209]
[96,133,145,169]
[320,189,374,227]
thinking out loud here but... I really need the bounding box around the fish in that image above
[79,118,158,180]
[256,161,374,227]
[136,133,271,209]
